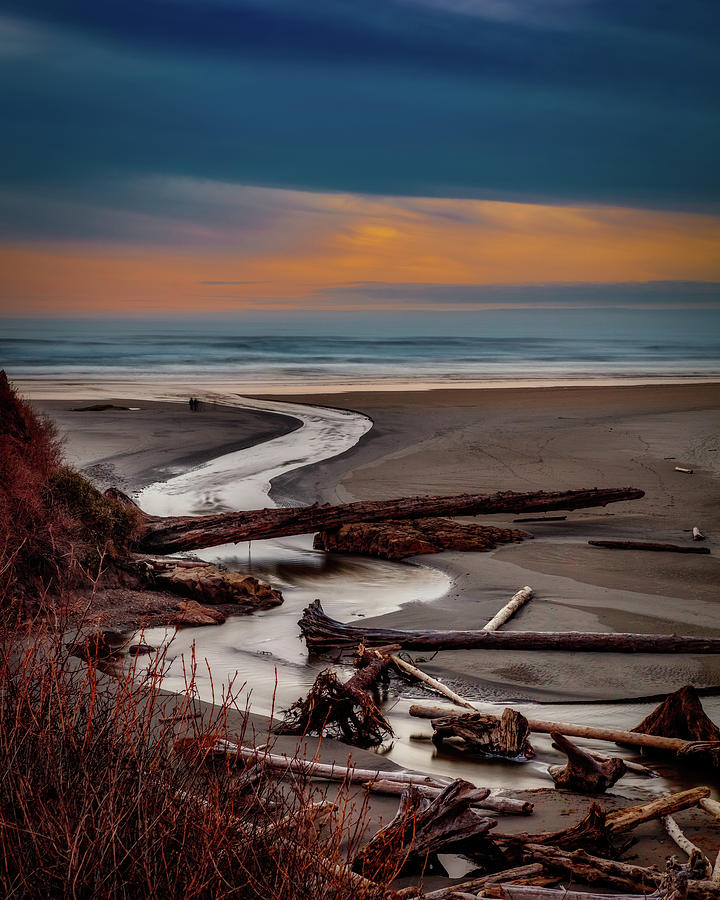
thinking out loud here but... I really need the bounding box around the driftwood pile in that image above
[194,738,720,898]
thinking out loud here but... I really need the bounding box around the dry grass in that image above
[0,621,390,898]
[0,370,137,606]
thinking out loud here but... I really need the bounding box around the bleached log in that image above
[700,798,720,821]
[662,816,712,877]
[390,653,477,710]
[483,587,534,632]
[207,740,444,788]
[361,779,532,815]
[693,528,706,541]
[589,750,656,777]
[676,467,694,474]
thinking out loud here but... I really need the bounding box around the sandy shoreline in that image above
[25,378,720,877]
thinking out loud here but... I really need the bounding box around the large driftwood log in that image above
[352,779,497,882]
[110,486,645,554]
[409,704,720,761]
[430,709,535,760]
[277,645,397,747]
[523,845,720,900]
[548,732,626,794]
[301,600,720,655]
[589,540,710,555]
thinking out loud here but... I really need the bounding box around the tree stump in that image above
[353,779,497,882]
[431,709,536,759]
[277,645,396,747]
[630,686,720,766]
[549,732,627,794]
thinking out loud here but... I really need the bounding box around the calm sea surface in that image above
[2,309,719,383]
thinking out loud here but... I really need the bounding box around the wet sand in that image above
[263,383,720,702]
[33,398,301,491]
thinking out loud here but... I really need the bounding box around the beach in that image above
[25,378,720,878]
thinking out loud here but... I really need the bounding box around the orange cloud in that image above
[1,189,719,314]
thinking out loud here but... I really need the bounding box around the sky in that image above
[1,0,719,316]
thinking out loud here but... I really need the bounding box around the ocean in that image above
[2,308,719,385]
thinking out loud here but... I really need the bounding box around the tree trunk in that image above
[548,732,627,794]
[301,600,720,655]
[589,540,710,554]
[111,485,645,554]
[605,787,711,834]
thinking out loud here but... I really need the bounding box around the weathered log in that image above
[700,798,720,821]
[693,527,706,541]
[352,779,497,882]
[513,516,567,523]
[483,587,534,632]
[202,739,445,788]
[494,803,621,859]
[409,704,720,760]
[277,645,397,747]
[313,518,531,560]
[589,540,710,555]
[300,600,720,654]
[420,864,546,900]
[361,779,533,815]
[390,653,477,710]
[605,787,711,834]
[523,845,720,900]
[662,816,712,877]
[111,485,645,554]
[676,467,694,474]
[548,732,626,794]
[431,709,535,760]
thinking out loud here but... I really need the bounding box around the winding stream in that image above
[136,396,717,796]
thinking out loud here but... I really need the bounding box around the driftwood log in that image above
[361,780,533,815]
[493,788,710,864]
[110,486,645,554]
[523,845,720,900]
[409,705,720,761]
[589,540,710,555]
[301,600,720,655]
[548,732,627,794]
[352,779,497,882]
[631,686,720,746]
[313,518,531,560]
[430,709,535,760]
[277,645,397,747]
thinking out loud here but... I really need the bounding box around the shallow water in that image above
[135,396,718,798]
